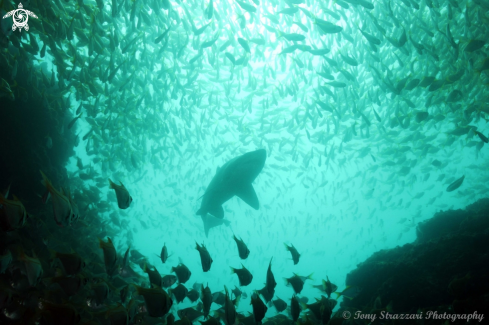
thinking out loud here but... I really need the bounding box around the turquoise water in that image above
[1,0,488,322]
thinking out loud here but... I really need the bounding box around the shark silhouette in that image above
[197,149,266,236]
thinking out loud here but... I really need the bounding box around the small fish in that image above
[122,246,130,270]
[171,283,189,303]
[200,316,221,325]
[476,131,488,143]
[0,249,12,274]
[446,175,465,192]
[313,276,338,298]
[213,291,226,305]
[187,288,200,302]
[68,112,83,130]
[45,274,88,296]
[0,187,28,231]
[0,78,15,101]
[172,263,192,283]
[272,297,287,312]
[284,243,300,265]
[290,295,301,321]
[154,26,171,44]
[251,293,268,325]
[238,38,251,53]
[285,273,312,294]
[266,258,277,294]
[161,274,178,288]
[196,242,213,272]
[224,286,238,325]
[108,179,132,209]
[258,285,274,303]
[231,264,253,286]
[233,235,250,259]
[99,237,118,276]
[17,247,43,287]
[134,284,173,317]
[178,306,204,322]
[158,243,171,263]
[143,262,163,287]
[40,171,73,227]
[49,250,85,275]
[334,285,361,300]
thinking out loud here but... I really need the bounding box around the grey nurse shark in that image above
[196,149,266,236]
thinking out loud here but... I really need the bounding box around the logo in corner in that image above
[2,3,38,32]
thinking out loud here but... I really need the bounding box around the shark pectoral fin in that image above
[236,184,259,210]
[208,205,224,219]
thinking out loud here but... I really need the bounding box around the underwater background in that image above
[1,0,489,323]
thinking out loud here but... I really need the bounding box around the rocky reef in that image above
[337,199,489,324]
[1,42,77,207]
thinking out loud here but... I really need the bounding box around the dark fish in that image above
[161,274,178,288]
[266,258,277,294]
[232,286,242,299]
[172,263,192,283]
[45,274,88,296]
[172,283,189,303]
[272,297,287,312]
[334,285,361,299]
[476,131,488,143]
[98,237,117,276]
[134,285,173,317]
[290,295,301,322]
[120,285,129,303]
[193,282,204,291]
[158,243,170,263]
[231,264,253,286]
[108,179,132,209]
[196,242,213,272]
[130,249,145,264]
[446,175,465,192]
[213,291,226,305]
[285,273,312,294]
[224,286,237,325]
[200,316,221,325]
[251,293,268,325]
[321,276,338,298]
[154,27,171,44]
[122,246,130,270]
[50,250,85,275]
[258,285,274,304]
[143,263,162,288]
[284,243,300,265]
[233,235,250,259]
[187,288,200,302]
[178,307,204,322]
[238,38,251,53]
[68,112,83,130]
[202,284,213,318]
[302,296,334,324]
[432,160,442,168]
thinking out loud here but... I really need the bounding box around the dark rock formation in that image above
[338,199,489,323]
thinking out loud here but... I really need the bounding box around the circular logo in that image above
[13,9,28,28]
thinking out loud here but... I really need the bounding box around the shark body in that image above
[197,149,266,236]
